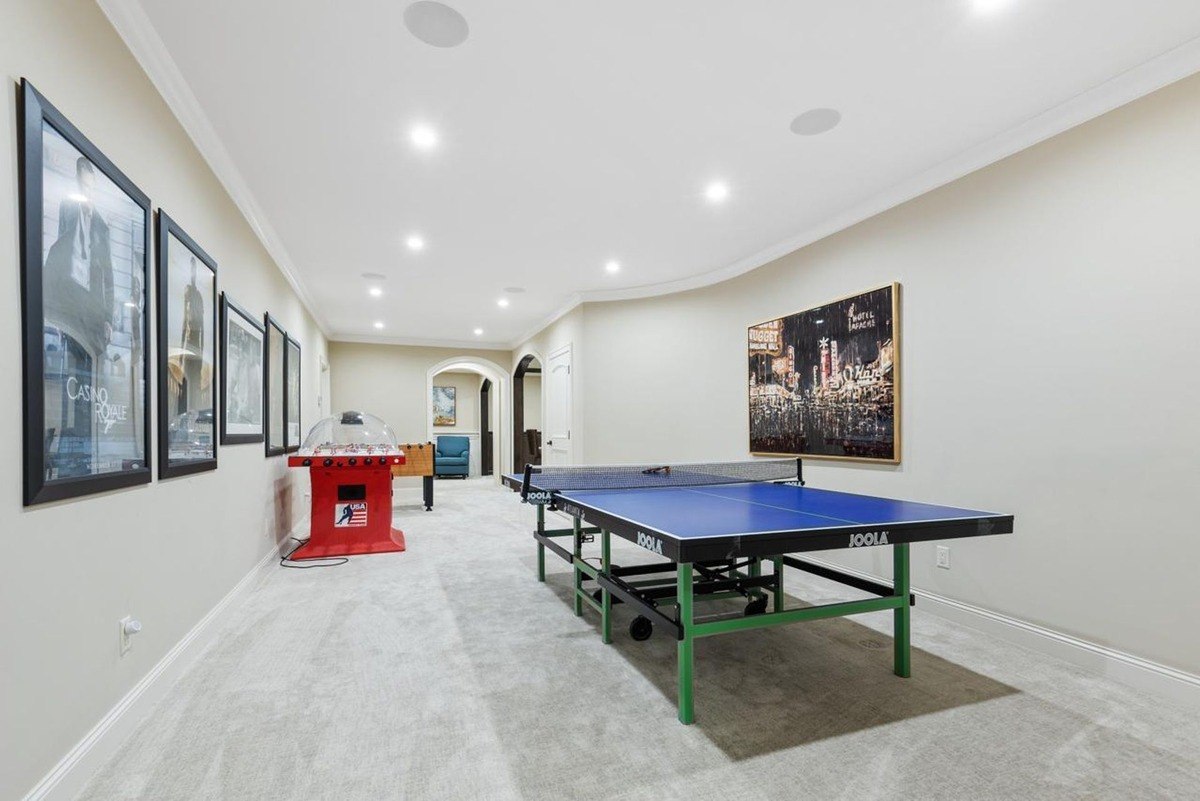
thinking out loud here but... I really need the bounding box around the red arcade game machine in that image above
[287,411,406,560]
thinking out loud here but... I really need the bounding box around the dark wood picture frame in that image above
[156,211,218,478]
[263,313,287,457]
[19,79,153,505]
[284,335,301,453]
[219,294,265,445]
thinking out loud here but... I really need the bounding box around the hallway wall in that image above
[0,2,327,798]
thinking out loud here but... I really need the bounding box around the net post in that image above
[796,457,805,486]
[520,463,533,500]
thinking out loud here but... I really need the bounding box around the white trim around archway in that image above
[425,356,512,483]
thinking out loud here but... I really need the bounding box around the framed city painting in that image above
[219,294,264,445]
[156,211,218,477]
[432,385,456,426]
[264,314,287,456]
[19,79,152,505]
[748,283,900,463]
[285,335,301,452]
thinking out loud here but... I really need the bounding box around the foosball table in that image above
[391,441,435,510]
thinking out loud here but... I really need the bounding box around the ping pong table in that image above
[504,460,1013,724]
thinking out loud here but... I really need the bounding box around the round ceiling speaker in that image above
[404,2,470,48]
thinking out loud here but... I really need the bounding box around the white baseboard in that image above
[792,555,1200,709]
[21,540,286,801]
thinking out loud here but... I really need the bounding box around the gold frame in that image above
[747,282,901,464]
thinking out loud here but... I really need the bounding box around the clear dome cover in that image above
[300,410,400,455]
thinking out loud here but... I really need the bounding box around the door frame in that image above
[512,351,544,473]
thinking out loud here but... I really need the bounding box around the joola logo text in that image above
[848,531,889,548]
[636,532,664,555]
[525,490,552,505]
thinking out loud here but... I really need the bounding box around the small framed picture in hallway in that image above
[432,385,456,426]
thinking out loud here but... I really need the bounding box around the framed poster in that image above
[156,211,218,477]
[748,283,899,463]
[264,314,287,456]
[19,79,152,505]
[285,335,301,452]
[219,294,264,445]
[432,385,456,426]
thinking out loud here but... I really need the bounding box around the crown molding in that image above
[331,332,512,352]
[100,2,1200,351]
[515,32,1200,344]
[97,0,331,338]
[507,292,583,349]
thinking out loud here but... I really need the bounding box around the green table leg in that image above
[748,557,761,599]
[677,562,695,724]
[601,530,612,644]
[893,543,911,678]
[772,556,784,611]
[536,504,546,583]
[573,516,583,617]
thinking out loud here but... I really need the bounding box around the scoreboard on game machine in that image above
[286,411,407,560]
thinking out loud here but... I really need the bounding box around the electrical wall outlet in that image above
[119,616,141,656]
[936,545,951,570]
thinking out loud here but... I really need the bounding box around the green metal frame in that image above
[532,503,913,725]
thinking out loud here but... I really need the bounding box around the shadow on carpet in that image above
[541,573,1019,760]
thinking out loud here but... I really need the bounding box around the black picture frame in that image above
[219,294,265,445]
[155,211,218,478]
[264,313,287,457]
[284,335,302,453]
[19,79,153,505]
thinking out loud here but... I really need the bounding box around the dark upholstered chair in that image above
[435,435,470,478]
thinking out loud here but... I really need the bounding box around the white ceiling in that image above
[106,1,1200,347]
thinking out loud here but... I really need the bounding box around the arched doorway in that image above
[425,356,510,482]
[512,352,543,473]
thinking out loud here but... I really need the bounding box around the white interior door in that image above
[544,344,573,465]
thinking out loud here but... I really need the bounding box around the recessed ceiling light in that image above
[473,327,483,336]
[373,321,384,330]
[406,235,425,251]
[403,2,470,48]
[410,125,438,150]
[369,287,383,298]
[705,182,729,203]
[605,260,621,274]
[497,298,510,308]
[790,108,842,136]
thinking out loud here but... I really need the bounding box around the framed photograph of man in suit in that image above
[156,211,218,478]
[19,80,152,505]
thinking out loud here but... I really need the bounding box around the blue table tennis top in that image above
[506,472,1011,559]
[553,483,1000,540]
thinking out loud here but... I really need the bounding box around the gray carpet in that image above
[76,479,1200,800]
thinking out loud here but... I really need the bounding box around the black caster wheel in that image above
[744,596,769,616]
[629,616,654,641]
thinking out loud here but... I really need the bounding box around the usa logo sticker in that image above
[334,502,368,527]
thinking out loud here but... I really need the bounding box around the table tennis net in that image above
[522,459,800,492]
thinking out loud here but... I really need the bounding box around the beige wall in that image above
[0,2,327,797]
[540,74,1200,676]
[327,342,507,441]
[432,371,482,433]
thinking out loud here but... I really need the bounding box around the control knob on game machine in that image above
[287,411,406,560]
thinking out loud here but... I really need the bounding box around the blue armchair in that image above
[435,435,470,478]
